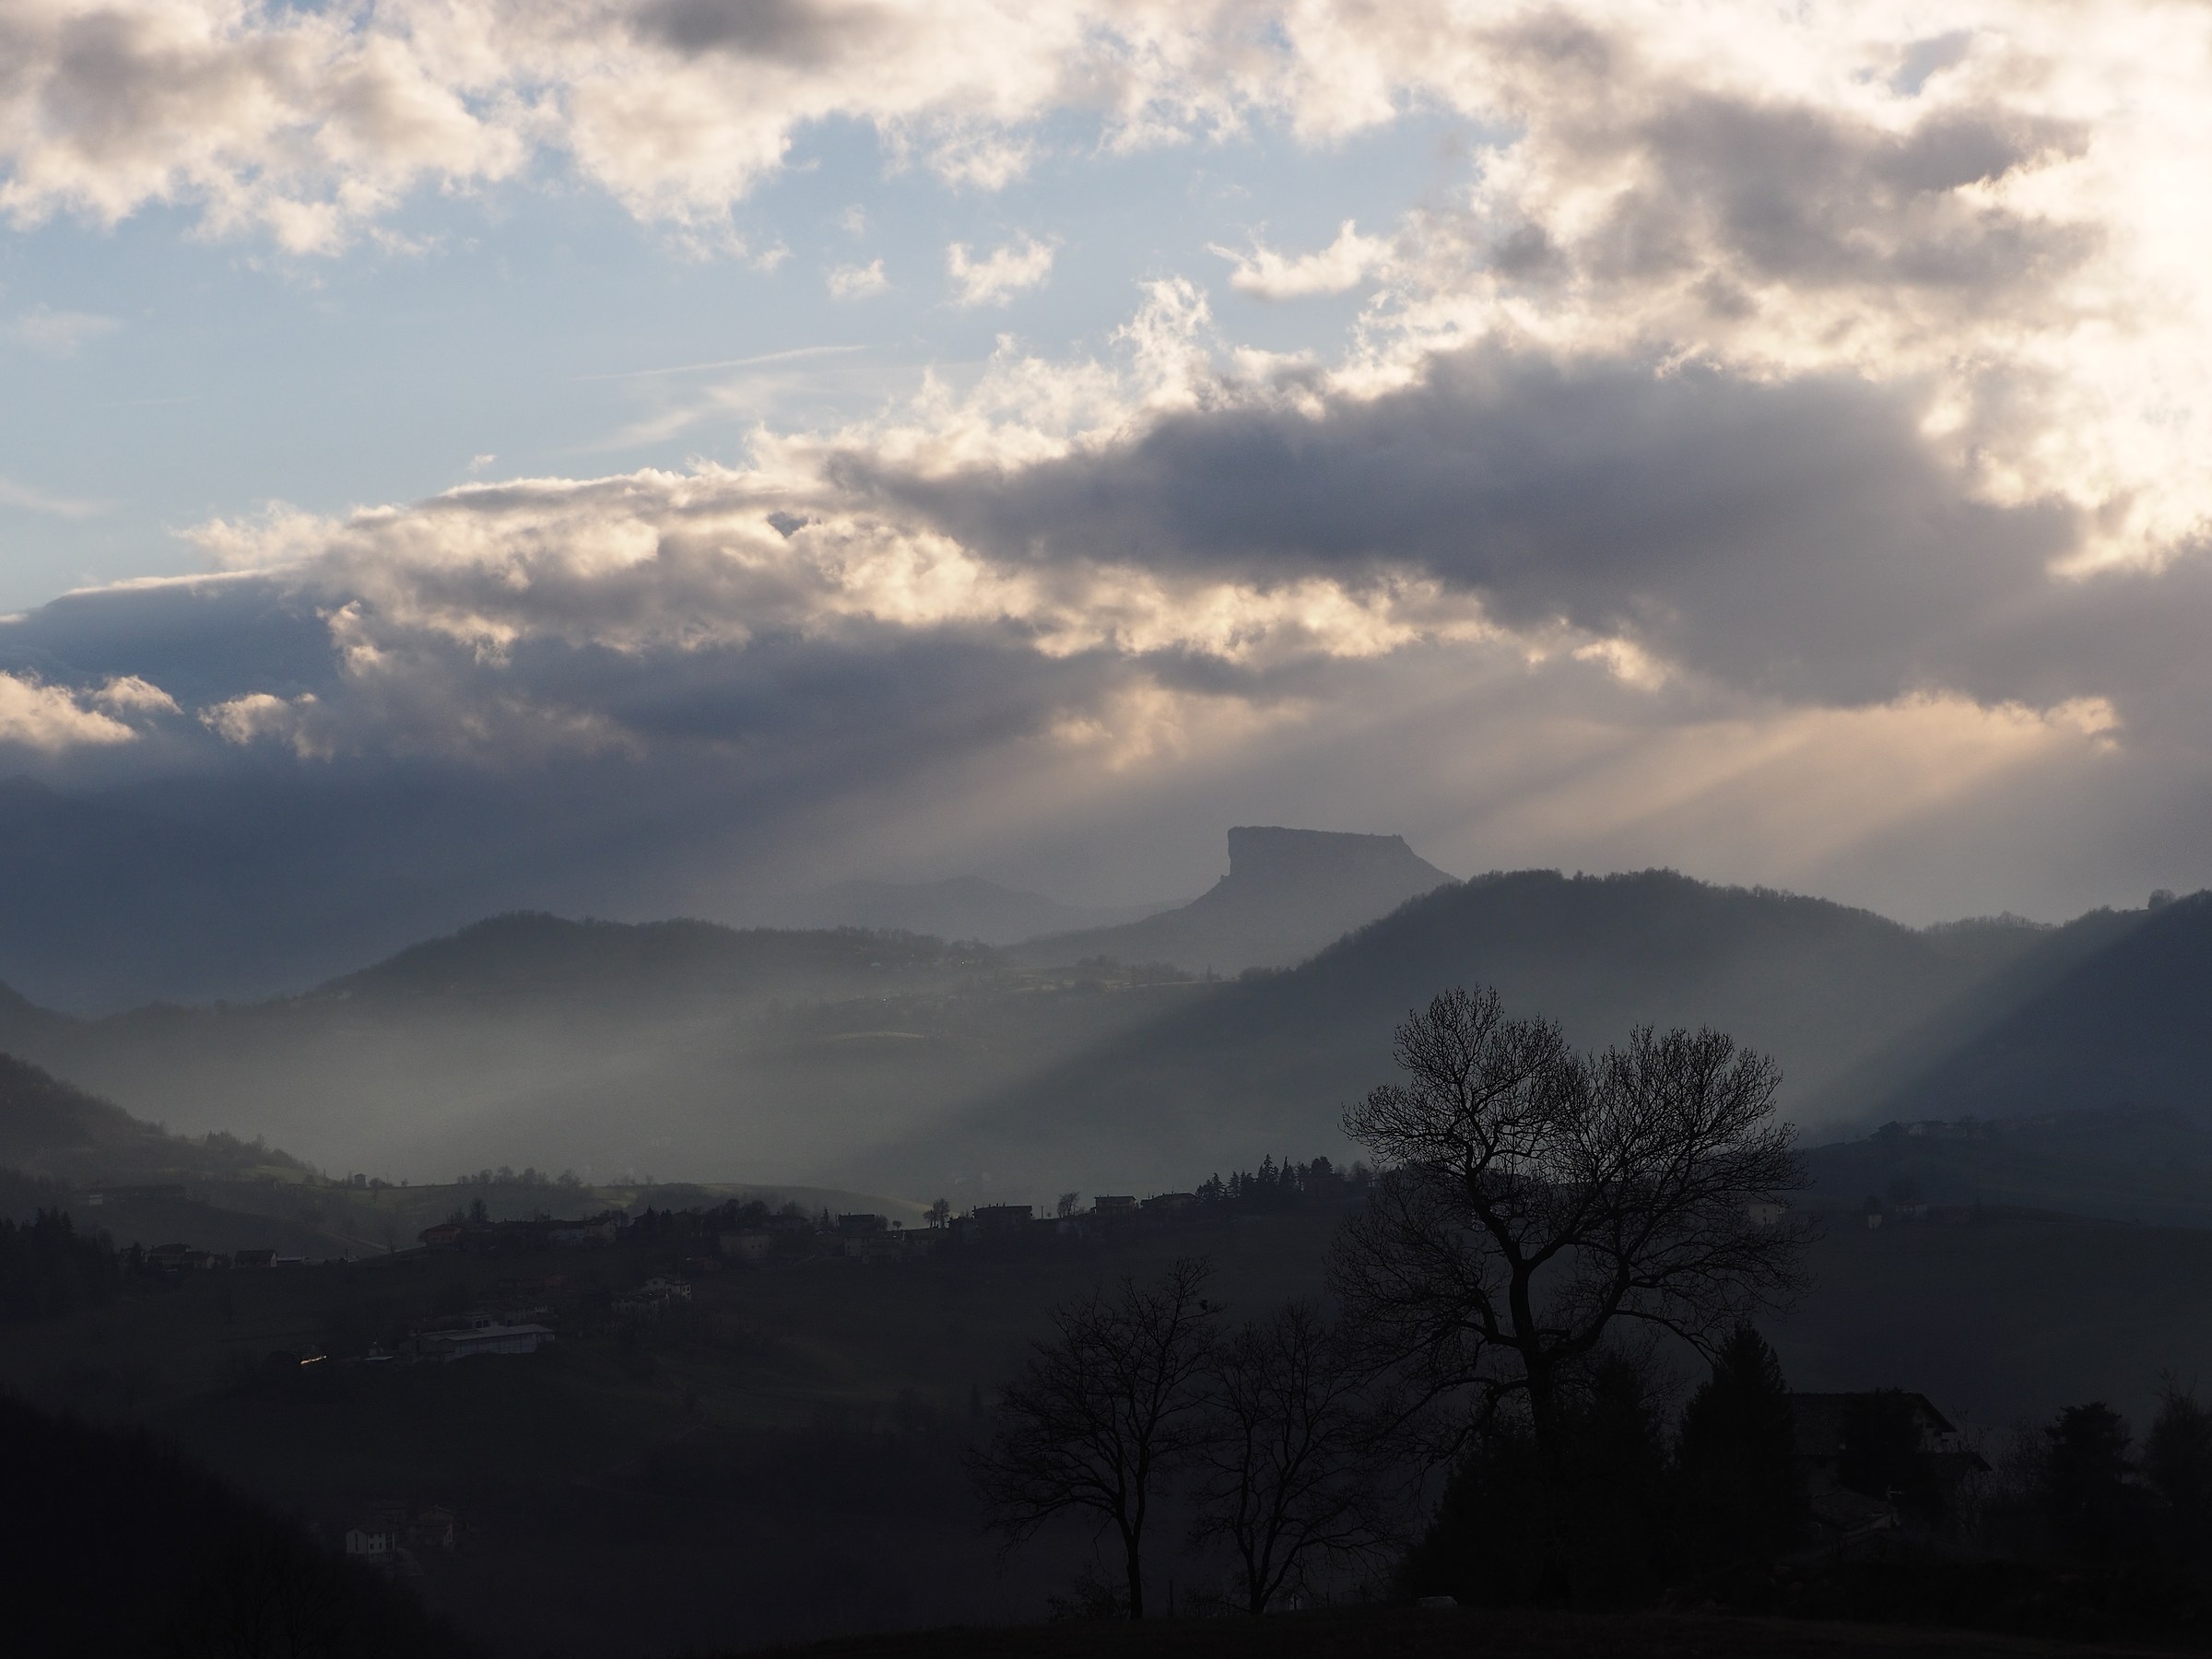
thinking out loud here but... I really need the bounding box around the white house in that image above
[413,1318,557,1361]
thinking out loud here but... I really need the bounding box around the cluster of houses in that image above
[341,1500,460,1576]
[613,1276,694,1322]
[417,1211,627,1252]
[399,1310,559,1361]
[708,1191,1214,1268]
[138,1241,310,1276]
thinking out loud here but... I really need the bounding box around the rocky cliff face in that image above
[1011,826,1456,972]
[1220,825,1447,895]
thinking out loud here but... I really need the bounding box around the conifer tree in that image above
[1675,1324,1806,1564]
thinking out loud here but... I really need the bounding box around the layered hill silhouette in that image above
[0,912,1196,1185]
[1,853,2201,1209]
[1010,826,1458,972]
[858,869,2098,1194]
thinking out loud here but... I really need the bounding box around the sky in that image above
[3,0,2212,969]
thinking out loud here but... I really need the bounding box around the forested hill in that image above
[856,868,2077,1196]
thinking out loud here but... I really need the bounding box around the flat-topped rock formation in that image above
[1010,826,1457,973]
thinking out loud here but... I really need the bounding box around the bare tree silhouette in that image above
[968,1258,1218,1618]
[1190,1299,1387,1612]
[1333,985,1808,1587]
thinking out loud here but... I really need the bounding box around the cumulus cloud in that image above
[91,675,182,715]
[0,671,138,749]
[0,0,2197,581]
[1213,221,1390,300]
[827,258,888,299]
[947,235,1055,306]
[200,689,324,754]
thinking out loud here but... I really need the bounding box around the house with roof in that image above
[719,1230,773,1263]
[406,1313,557,1360]
[1791,1390,1989,1538]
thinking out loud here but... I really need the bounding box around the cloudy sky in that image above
[3,0,2211,976]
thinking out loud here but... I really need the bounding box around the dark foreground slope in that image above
[0,1393,479,1657]
[867,870,2063,1196]
[747,1606,2182,1659]
[15,1204,2212,1656]
[1012,826,1457,973]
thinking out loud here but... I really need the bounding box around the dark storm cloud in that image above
[1592,95,2092,293]
[630,0,890,65]
[0,577,339,708]
[841,344,2084,709]
[0,567,1188,1006]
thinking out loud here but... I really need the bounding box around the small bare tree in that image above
[969,1258,1219,1618]
[1191,1300,1387,1614]
[1333,986,1808,1575]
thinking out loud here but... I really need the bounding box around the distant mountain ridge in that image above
[857,868,2088,1194]
[1011,825,1458,972]
[755,875,1173,946]
[1,853,2204,1218]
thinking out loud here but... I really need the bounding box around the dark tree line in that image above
[2002,1388,2212,1566]
[1194,1156,1372,1214]
[0,1207,118,1324]
[1405,1324,1810,1605]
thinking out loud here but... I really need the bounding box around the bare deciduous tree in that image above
[1191,1300,1386,1614]
[1332,985,1808,1571]
[968,1257,1218,1618]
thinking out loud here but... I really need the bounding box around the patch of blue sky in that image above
[0,101,1474,612]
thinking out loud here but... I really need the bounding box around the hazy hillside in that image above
[1793,904,2148,1125]
[6,869,2191,1211]
[1865,890,2212,1125]
[753,875,1175,945]
[860,869,2067,1196]
[0,914,1203,1187]
[1011,825,1458,972]
[0,1051,305,1186]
